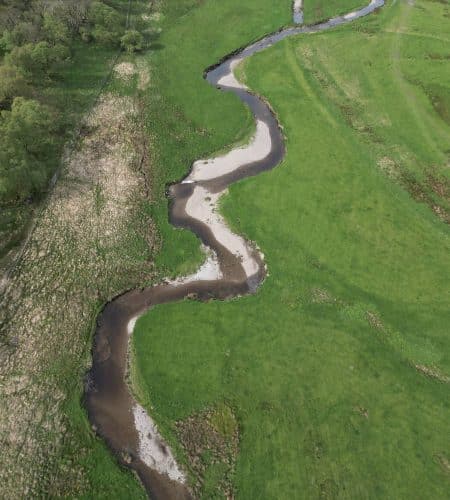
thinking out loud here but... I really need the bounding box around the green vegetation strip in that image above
[133,0,450,498]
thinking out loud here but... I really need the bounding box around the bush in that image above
[43,14,71,45]
[0,30,15,53]
[0,98,58,203]
[88,1,123,47]
[7,21,41,46]
[79,26,92,43]
[91,25,120,47]
[121,30,144,53]
[0,65,29,108]
[5,42,70,82]
[88,1,121,29]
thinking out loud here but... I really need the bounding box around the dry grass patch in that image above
[414,364,450,384]
[434,453,450,475]
[113,62,136,81]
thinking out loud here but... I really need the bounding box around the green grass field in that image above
[303,0,365,23]
[133,0,450,497]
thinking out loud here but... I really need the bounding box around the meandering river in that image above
[85,1,385,498]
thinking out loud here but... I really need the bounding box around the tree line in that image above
[0,0,145,205]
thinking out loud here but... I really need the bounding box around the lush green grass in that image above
[134,0,450,498]
[62,386,147,499]
[47,42,118,120]
[303,0,366,23]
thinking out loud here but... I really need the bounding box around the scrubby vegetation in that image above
[0,41,155,500]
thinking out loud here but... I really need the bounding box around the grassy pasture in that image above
[133,0,450,497]
[303,0,366,23]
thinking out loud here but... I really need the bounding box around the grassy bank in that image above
[133,0,450,498]
[303,0,366,23]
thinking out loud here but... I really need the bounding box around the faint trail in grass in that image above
[389,0,440,154]
[283,39,338,128]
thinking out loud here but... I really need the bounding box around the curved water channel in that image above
[85,1,384,498]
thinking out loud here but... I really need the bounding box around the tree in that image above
[42,0,90,34]
[0,64,29,108]
[88,1,121,31]
[0,97,57,203]
[91,25,118,47]
[5,41,70,82]
[88,1,123,47]
[0,30,15,53]
[43,13,70,45]
[120,30,144,53]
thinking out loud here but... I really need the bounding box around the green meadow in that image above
[133,0,450,498]
[303,0,366,23]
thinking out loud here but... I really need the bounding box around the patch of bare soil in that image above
[176,404,239,499]
[310,287,336,304]
[365,310,385,331]
[114,62,136,81]
[401,169,450,223]
[0,90,156,496]
[414,364,450,384]
[376,156,401,179]
[434,453,450,475]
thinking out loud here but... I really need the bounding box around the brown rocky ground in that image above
[0,70,157,496]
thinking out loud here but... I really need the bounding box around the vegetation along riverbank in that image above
[1,0,448,497]
[1,0,157,496]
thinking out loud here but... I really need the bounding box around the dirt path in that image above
[86,1,386,498]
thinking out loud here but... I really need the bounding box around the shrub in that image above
[88,1,123,47]
[5,42,70,82]
[43,14,71,45]
[121,30,144,53]
[0,98,58,203]
[0,65,29,108]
